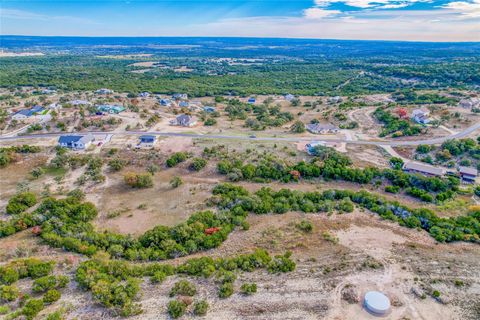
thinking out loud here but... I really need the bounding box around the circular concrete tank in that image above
[364,291,391,315]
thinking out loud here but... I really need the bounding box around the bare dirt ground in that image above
[61,210,480,320]
[348,107,380,136]
[94,167,216,235]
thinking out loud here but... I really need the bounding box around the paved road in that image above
[1,121,480,147]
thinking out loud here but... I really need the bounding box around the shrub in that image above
[108,158,126,171]
[150,271,167,284]
[0,284,20,302]
[290,120,306,133]
[240,283,257,295]
[295,220,313,233]
[204,118,217,126]
[0,267,19,285]
[190,158,207,171]
[338,198,354,213]
[67,188,85,201]
[6,192,37,215]
[32,275,68,293]
[454,280,464,287]
[45,311,64,320]
[193,299,209,316]
[26,260,55,279]
[31,167,45,179]
[166,152,188,167]
[170,176,183,188]
[385,185,400,193]
[32,275,57,293]
[22,298,44,320]
[167,299,187,319]
[416,145,432,154]
[475,186,480,197]
[0,305,10,315]
[268,252,296,273]
[123,172,153,188]
[43,289,61,304]
[169,280,196,297]
[216,270,236,284]
[218,282,234,298]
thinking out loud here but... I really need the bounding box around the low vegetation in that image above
[76,249,294,316]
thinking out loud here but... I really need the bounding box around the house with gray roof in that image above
[459,98,480,109]
[412,108,431,124]
[58,133,95,150]
[306,123,339,134]
[95,88,113,95]
[458,166,478,183]
[170,114,197,127]
[403,161,445,177]
[12,106,45,120]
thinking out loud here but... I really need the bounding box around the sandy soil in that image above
[94,168,216,235]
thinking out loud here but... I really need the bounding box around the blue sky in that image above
[1,0,479,41]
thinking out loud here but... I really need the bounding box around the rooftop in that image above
[403,161,445,176]
[307,123,338,131]
[459,166,478,176]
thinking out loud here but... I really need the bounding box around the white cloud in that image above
[0,8,45,20]
[304,8,341,19]
[314,0,431,9]
[183,9,479,42]
[0,8,96,24]
[444,0,480,18]
[381,3,411,9]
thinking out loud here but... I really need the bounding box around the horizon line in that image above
[1,34,480,44]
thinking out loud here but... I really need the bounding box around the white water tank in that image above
[364,291,391,315]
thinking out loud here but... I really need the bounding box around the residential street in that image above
[1,120,480,147]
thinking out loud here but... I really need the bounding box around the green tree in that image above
[290,121,306,133]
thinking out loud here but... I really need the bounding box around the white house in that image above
[172,93,188,100]
[328,96,343,104]
[459,98,480,109]
[412,108,430,124]
[170,114,197,127]
[70,100,91,106]
[48,103,61,110]
[95,88,113,95]
[58,133,95,150]
[306,123,339,134]
[41,89,57,95]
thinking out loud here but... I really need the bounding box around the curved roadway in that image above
[1,121,480,147]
